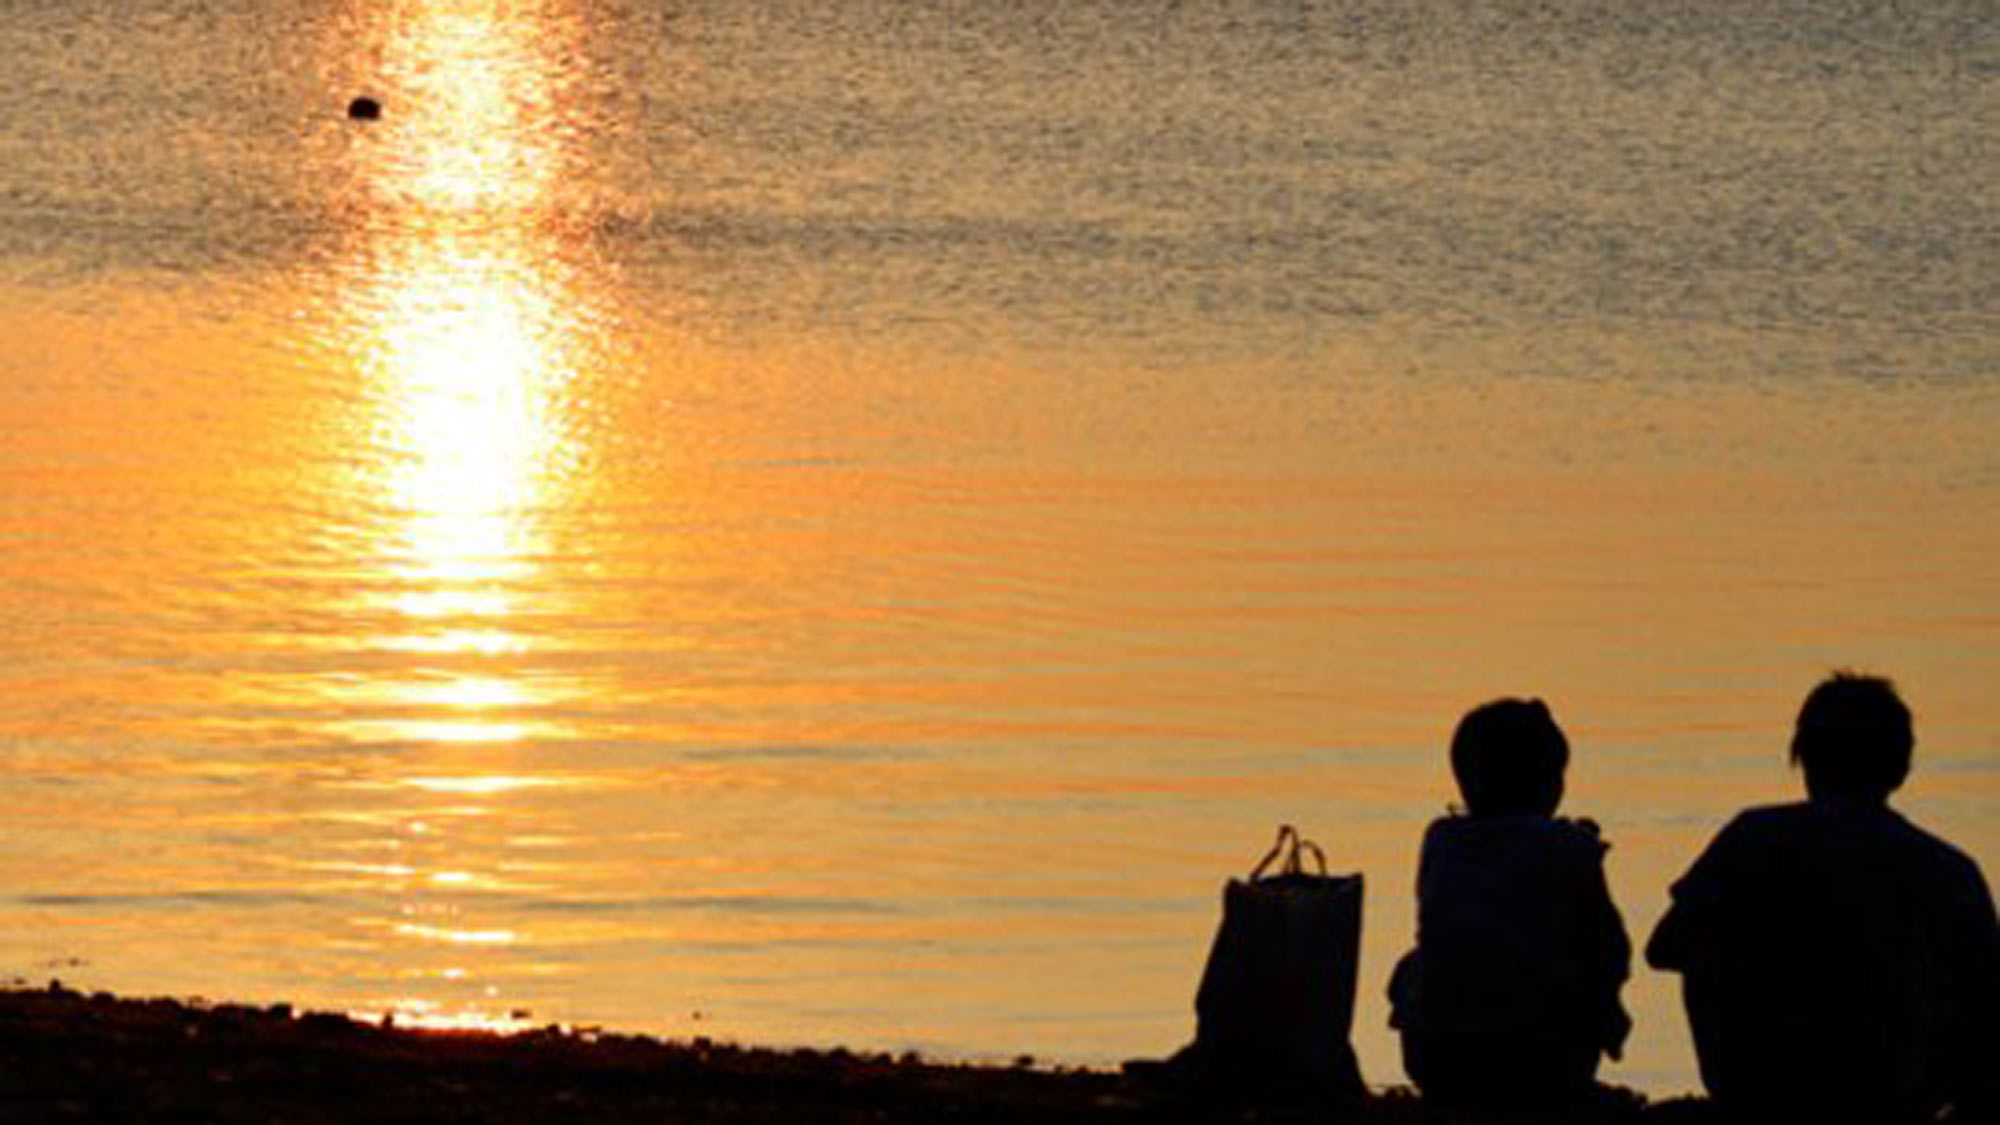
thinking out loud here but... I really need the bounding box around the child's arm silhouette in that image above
[1577,821,1632,1059]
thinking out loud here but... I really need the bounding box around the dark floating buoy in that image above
[347,96,382,121]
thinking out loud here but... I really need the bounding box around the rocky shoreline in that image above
[0,984,1715,1123]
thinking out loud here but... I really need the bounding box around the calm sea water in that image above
[1,0,1995,1095]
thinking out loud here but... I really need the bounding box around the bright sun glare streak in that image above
[329,4,607,1031]
[379,250,555,599]
[350,1003,538,1034]
[390,0,563,214]
[345,0,589,741]
[394,921,519,946]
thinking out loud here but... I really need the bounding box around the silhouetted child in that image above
[1388,698,1631,1108]
[1648,673,1999,1124]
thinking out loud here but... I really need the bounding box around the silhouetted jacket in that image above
[1648,799,2000,1122]
[1389,815,1631,1055]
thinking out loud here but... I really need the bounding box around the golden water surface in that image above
[0,0,1994,1094]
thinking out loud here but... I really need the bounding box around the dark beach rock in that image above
[347,96,382,121]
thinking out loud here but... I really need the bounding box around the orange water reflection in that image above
[325,0,610,1029]
[334,0,607,746]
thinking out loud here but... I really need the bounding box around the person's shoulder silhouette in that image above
[1648,672,2000,1123]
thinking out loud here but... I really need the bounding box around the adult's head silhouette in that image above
[1790,672,1912,802]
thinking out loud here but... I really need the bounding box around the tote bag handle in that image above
[1249,824,1328,880]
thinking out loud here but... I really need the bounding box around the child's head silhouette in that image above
[1451,698,1568,817]
[1791,672,1912,802]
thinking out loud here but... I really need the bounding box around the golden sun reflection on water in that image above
[348,1003,540,1035]
[332,0,605,746]
[319,0,610,1030]
[379,251,555,596]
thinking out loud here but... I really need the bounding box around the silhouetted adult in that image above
[1648,673,2000,1123]
[1388,698,1631,1109]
